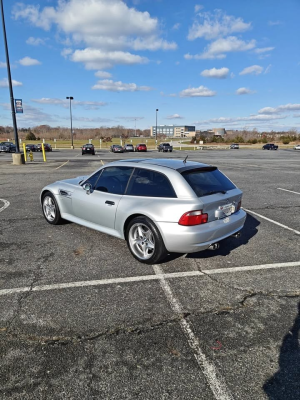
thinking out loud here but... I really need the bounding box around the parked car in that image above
[294,144,300,150]
[230,143,239,149]
[123,144,134,152]
[41,158,246,264]
[158,143,173,152]
[262,143,278,150]
[111,145,124,153]
[25,144,37,152]
[0,142,16,153]
[36,143,52,152]
[135,143,147,152]
[82,144,95,155]
[110,144,120,152]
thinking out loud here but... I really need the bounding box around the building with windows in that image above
[150,125,195,138]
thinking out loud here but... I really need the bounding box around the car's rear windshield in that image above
[182,168,236,197]
[85,144,93,147]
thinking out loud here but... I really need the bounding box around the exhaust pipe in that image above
[231,231,241,239]
[208,243,220,251]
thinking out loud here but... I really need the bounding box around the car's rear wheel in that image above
[126,216,167,264]
[42,192,62,225]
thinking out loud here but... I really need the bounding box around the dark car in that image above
[36,143,52,152]
[25,144,37,152]
[82,144,95,155]
[123,144,134,152]
[262,143,278,150]
[135,143,147,152]
[0,141,16,153]
[158,143,173,152]
[111,145,124,153]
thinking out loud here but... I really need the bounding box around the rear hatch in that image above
[181,167,242,222]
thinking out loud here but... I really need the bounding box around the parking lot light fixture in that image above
[0,0,23,163]
[66,96,74,149]
[156,109,159,144]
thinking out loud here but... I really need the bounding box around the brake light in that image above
[83,147,86,150]
[179,210,208,226]
[237,200,242,211]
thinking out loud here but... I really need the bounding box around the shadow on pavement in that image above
[263,302,300,399]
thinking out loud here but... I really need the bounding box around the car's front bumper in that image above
[156,209,247,253]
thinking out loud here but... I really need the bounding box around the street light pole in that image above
[135,118,136,137]
[66,96,74,148]
[155,108,158,143]
[0,0,20,155]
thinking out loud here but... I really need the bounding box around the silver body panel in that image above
[41,159,246,254]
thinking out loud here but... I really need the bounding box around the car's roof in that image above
[118,158,211,172]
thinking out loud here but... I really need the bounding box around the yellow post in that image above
[41,143,47,162]
[23,143,27,162]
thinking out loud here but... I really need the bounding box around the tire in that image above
[170,150,172,152]
[82,152,84,155]
[126,216,167,264]
[42,192,63,225]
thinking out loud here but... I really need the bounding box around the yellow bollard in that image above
[23,143,27,162]
[29,150,34,162]
[41,143,47,162]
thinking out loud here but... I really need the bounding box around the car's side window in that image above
[126,168,177,198]
[83,170,103,188]
[94,166,134,195]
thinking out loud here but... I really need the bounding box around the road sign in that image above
[15,99,23,113]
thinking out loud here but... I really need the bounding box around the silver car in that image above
[41,159,246,264]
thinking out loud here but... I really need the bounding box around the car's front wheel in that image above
[126,216,167,264]
[42,192,62,225]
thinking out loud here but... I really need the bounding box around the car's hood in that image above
[60,176,88,186]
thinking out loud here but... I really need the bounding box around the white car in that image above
[294,144,300,150]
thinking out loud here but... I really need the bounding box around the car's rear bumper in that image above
[156,209,247,253]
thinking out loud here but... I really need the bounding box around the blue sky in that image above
[0,0,299,132]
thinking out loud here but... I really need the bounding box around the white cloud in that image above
[268,21,283,26]
[0,103,54,123]
[293,114,300,118]
[200,67,229,79]
[166,114,184,119]
[0,78,23,87]
[172,23,181,30]
[19,56,41,66]
[254,47,274,54]
[61,48,73,58]
[26,37,45,46]
[258,104,300,114]
[239,65,263,75]
[95,70,112,78]
[31,98,107,109]
[264,64,272,74]
[13,0,177,69]
[236,87,255,95]
[188,10,251,41]
[117,116,144,121]
[194,5,204,13]
[92,79,152,92]
[197,114,287,124]
[180,85,216,97]
[71,48,148,70]
[0,62,6,68]
[186,36,256,60]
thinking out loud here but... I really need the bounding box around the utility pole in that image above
[155,109,159,143]
[135,118,136,136]
[0,0,23,164]
[66,96,74,148]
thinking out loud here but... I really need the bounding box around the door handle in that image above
[105,200,115,205]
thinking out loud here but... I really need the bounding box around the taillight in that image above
[83,147,86,150]
[179,210,208,226]
[237,200,242,211]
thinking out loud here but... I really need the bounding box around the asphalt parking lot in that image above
[0,148,300,400]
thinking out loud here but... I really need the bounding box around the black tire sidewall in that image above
[42,192,62,225]
[126,216,167,264]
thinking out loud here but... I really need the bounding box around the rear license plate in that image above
[219,203,235,216]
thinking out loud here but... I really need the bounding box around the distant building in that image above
[151,125,195,138]
[212,128,226,137]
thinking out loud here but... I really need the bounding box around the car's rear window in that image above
[84,144,93,147]
[182,168,236,197]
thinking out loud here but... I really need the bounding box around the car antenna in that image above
[183,155,188,164]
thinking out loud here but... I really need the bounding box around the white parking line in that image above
[1,261,300,297]
[0,199,10,213]
[153,265,233,400]
[277,187,300,195]
[55,160,69,170]
[243,208,300,235]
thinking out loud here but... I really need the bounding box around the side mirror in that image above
[83,182,92,194]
